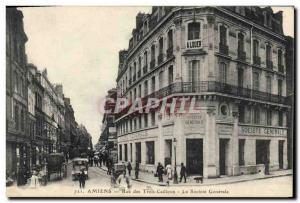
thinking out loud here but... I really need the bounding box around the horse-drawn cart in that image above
[46,153,66,181]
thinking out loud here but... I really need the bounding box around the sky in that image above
[19,6,294,146]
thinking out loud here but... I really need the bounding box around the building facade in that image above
[6,7,30,183]
[115,6,289,178]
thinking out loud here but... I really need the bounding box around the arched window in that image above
[188,22,200,40]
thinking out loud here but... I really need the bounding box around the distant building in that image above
[115,6,290,178]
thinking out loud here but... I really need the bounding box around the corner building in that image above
[115,6,289,178]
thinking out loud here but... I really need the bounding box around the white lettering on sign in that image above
[218,124,233,135]
[183,113,205,134]
[239,126,287,137]
[186,39,202,49]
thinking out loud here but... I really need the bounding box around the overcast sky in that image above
[19,6,294,145]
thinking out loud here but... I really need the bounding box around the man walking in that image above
[78,169,86,188]
[135,161,139,179]
[156,162,164,182]
[179,163,187,183]
[127,162,132,176]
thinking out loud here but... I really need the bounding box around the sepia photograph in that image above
[5,5,295,198]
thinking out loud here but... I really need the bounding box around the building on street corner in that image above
[113,6,292,178]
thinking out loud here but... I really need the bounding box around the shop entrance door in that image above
[219,139,229,176]
[256,140,270,164]
[279,140,284,169]
[186,139,203,175]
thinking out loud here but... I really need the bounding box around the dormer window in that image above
[188,22,200,40]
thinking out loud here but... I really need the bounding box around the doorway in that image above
[135,142,141,163]
[256,140,270,164]
[279,140,284,169]
[219,139,229,176]
[186,139,203,175]
[164,140,172,166]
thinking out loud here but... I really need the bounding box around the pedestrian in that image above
[117,170,131,190]
[135,161,139,179]
[156,162,164,182]
[99,153,103,167]
[127,162,132,176]
[107,159,111,175]
[94,156,99,167]
[179,163,187,183]
[264,157,270,175]
[78,169,86,188]
[29,170,40,188]
[166,164,172,180]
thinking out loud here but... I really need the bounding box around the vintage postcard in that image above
[6,6,295,198]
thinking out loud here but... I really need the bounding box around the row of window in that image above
[14,103,26,132]
[119,141,155,164]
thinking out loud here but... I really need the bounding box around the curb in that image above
[97,166,292,187]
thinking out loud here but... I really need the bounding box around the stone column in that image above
[283,139,288,169]
[132,142,136,164]
[231,109,240,176]
[141,141,146,165]
[269,139,279,171]
[204,107,218,178]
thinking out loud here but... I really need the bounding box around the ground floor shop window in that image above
[256,140,270,164]
[119,145,122,161]
[239,139,245,166]
[124,144,128,161]
[146,141,155,164]
[130,143,133,162]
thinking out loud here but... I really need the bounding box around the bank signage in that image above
[218,124,233,136]
[186,39,202,49]
[183,113,205,134]
[239,126,287,137]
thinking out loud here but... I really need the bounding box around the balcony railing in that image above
[150,59,155,69]
[266,60,273,70]
[116,81,287,119]
[237,50,246,61]
[167,46,174,59]
[278,64,284,73]
[253,56,261,66]
[219,44,229,55]
[137,70,141,78]
[158,53,164,65]
[129,78,132,85]
[143,65,148,74]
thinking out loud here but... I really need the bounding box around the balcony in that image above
[150,59,155,70]
[137,70,141,78]
[266,60,273,70]
[278,64,284,73]
[143,65,148,74]
[253,56,261,66]
[219,43,229,55]
[237,50,246,61]
[158,53,164,65]
[167,46,174,59]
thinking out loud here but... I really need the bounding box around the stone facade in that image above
[114,6,290,178]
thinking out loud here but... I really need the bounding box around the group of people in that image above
[156,162,187,183]
[89,153,109,167]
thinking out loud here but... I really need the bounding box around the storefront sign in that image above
[239,126,287,137]
[183,113,205,134]
[218,124,233,136]
[186,39,202,49]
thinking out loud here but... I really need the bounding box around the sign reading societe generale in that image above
[239,126,287,137]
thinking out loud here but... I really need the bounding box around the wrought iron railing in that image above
[253,56,261,66]
[143,65,148,74]
[158,54,164,65]
[266,60,273,70]
[237,50,246,61]
[150,59,155,69]
[219,43,229,55]
[167,46,174,59]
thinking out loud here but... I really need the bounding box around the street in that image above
[6,163,293,197]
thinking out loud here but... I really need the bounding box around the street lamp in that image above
[173,138,178,184]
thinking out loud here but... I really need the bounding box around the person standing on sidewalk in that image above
[156,162,164,182]
[78,169,86,188]
[179,163,187,183]
[127,162,132,176]
[135,162,139,179]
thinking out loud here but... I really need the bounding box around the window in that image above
[159,71,163,89]
[266,44,272,61]
[135,142,141,163]
[238,33,244,52]
[138,57,142,76]
[189,60,200,84]
[239,139,245,166]
[144,51,148,67]
[151,44,155,61]
[219,25,227,45]
[144,80,148,96]
[267,110,272,126]
[253,72,260,91]
[188,22,200,40]
[219,62,227,83]
[151,111,155,126]
[134,118,137,130]
[130,143,133,162]
[151,76,156,93]
[168,29,173,48]
[144,114,148,128]
[138,84,141,98]
[278,111,283,126]
[278,79,282,96]
[138,115,142,129]
[238,68,244,87]
[134,88,137,101]
[124,144,128,161]
[239,106,245,123]
[159,37,164,55]
[278,49,283,66]
[253,39,259,58]
[146,141,155,164]
[254,107,260,124]
[266,76,272,94]
[20,109,24,131]
[119,145,122,161]
[220,105,228,116]
[14,105,19,130]
[167,66,174,85]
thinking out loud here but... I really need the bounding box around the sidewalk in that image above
[98,165,292,187]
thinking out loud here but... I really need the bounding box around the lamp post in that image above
[173,138,178,184]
